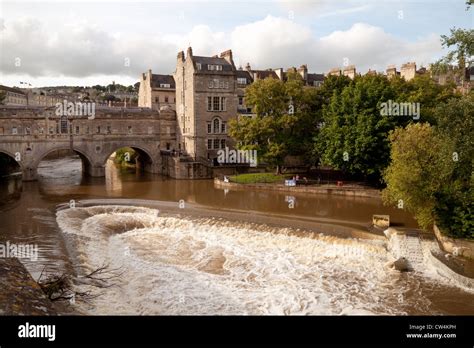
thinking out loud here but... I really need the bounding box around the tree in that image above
[316,74,408,181]
[382,123,453,229]
[229,74,320,173]
[432,95,474,238]
[431,27,474,83]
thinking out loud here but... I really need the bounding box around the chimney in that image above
[297,64,308,80]
[245,62,252,71]
[186,47,193,58]
[177,51,185,62]
[275,68,284,80]
[220,49,234,66]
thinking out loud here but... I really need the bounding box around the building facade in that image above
[174,47,238,162]
[0,85,28,106]
[138,69,176,111]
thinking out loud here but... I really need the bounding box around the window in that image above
[221,97,226,111]
[208,96,226,111]
[213,139,220,149]
[220,81,224,89]
[60,116,68,134]
[165,96,169,103]
[128,126,132,134]
[207,97,212,111]
[49,126,54,134]
[107,126,112,134]
[220,139,226,149]
[208,81,213,88]
[208,65,222,71]
[197,63,202,70]
[239,97,243,105]
[207,139,212,150]
[221,122,226,133]
[237,77,247,85]
[97,126,101,134]
[207,123,211,133]
[213,118,220,133]
[213,97,220,111]
[75,126,80,134]
[160,83,171,88]
[225,82,229,89]
[155,97,159,103]
[12,127,17,135]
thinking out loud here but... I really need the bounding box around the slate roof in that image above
[193,56,234,72]
[307,73,325,85]
[151,75,175,89]
[253,70,279,79]
[236,70,253,84]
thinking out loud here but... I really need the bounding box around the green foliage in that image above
[432,95,474,238]
[317,74,407,181]
[383,95,474,237]
[382,123,453,229]
[431,27,474,79]
[114,148,137,166]
[229,173,287,184]
[229,76,321,172]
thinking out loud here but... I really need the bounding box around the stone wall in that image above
[0,106,177,180]
[214,178,381,198]
[434,224,474,259]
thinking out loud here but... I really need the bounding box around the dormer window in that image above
[208,65,223,71]
[237,77,247,85]
[160,83,171,88]
[197,63,202,70]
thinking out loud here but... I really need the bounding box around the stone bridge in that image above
[0,106,177,181]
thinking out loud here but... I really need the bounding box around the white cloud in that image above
[231,16,314,68]
[0,15,443,86]
[230,17,442,72]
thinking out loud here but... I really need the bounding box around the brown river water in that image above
[0,155,473,315]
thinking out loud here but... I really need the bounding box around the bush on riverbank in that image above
[114,148,137,167]
[383,95,474,239]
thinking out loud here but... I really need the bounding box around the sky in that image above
[0,0,472,87]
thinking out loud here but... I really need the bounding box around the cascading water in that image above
[56,205,473,315]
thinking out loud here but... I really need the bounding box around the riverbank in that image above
[214,177,381,198]
[0,257,56,315]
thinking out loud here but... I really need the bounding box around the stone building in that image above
[400,62,417,81]
[0,85,27,106]
[236,69,254,117]
[327,68,342,77]
[174,47,237,162]
[138,69,176,111]
[342,65,357,79]
[386,65,400,79]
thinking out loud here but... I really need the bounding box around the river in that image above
[0,155,473,315]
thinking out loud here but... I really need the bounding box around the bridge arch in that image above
[101,144,158,173]
[33,146,95,179]
[0,149,23,176]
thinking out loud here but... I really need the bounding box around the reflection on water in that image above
[0,155,473,315]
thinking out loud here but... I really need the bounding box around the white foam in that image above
[55,205,463,315]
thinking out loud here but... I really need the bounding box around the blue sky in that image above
[1,0,472,87]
